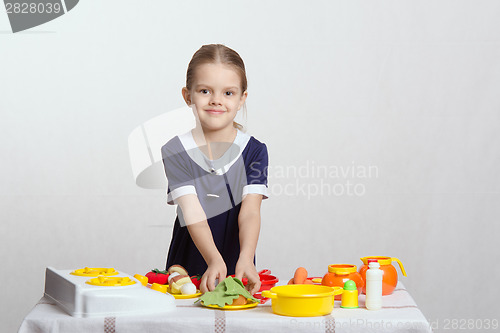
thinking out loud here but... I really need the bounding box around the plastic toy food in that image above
[180,282,197,295]
[169,275,191,294]
[229,274,249,285]
[145,269,169,285]
[168,272,180,284]
[191,275,202,289]
[287,267,314,285]
[294,267,308,284]
[197,276,258,308]
[359,256,407,295]
[149,264,199,295]
[168,265,189,276]
[231,295,247,305]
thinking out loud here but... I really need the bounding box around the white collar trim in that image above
[178,129,251,175]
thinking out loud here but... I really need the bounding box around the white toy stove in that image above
[44,267,176,318]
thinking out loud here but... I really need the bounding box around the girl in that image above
[161,44,269,294]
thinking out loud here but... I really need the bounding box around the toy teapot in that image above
[321,264,364,300]
[359,256,407,295]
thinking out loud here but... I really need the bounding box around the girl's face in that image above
[183,62,247,133]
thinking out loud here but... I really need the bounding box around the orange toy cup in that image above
[359,256,407,295]
[321,264,364,300]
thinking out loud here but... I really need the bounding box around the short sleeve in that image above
[162,141,197,205]
[243,143,269,199]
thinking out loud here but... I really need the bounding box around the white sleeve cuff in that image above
[242,184,269,200]
[167,185,197,205]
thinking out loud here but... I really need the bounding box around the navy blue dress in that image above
[161,129,269,276]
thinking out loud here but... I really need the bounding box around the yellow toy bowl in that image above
[261,284,343,317]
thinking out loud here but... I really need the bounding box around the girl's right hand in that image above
[199,258,227,293]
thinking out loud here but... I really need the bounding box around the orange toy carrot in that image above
[293,267,308,284]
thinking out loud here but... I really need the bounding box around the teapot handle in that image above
[391,257,407,276]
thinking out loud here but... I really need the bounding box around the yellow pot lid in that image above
[86,276,136,287]
[328,264,357,275]
[71,267,119,277]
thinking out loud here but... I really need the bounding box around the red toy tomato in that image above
[145,269,169,285]
[191,275,202,289]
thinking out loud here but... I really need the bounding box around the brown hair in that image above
[186,44,247,131]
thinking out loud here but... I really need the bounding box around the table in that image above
[18,282,432,333]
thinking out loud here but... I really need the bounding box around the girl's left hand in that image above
[235,259,261,295]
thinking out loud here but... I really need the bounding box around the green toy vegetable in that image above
[196,276,258,308]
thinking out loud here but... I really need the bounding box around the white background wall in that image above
[1,1,499,332]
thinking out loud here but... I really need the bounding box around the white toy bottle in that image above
[365,259,383,310]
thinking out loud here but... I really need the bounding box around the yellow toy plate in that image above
[172,291,202,299]
[201,300,258,310]
[163,284,202,298]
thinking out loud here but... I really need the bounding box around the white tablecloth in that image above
[18,282,432,333]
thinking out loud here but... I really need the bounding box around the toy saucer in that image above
[201,300,258,310]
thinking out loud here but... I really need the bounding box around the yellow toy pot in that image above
[261,284,343,317]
